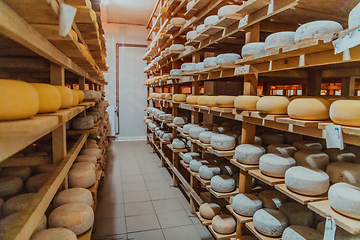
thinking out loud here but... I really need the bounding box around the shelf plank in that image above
[195,174,211,186]
[0,156,52,168]
[180,160,189,169]
[275,184,328,205]
[249,169,284,186]
[230,159,259,171]
[236,0,272,15]
[208,224,237,240]
[207,185,239,199]
[167,144,188,153]
[207,147,235,157]
[226,205,253,223]
[319,122,360,137]
[245,222,281,240]
[195,140,211,149]
[196,211,212,226]
[276,117,330,128]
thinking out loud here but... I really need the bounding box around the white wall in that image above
[103,24,147,140]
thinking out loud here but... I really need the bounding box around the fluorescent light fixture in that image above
[101,0,110,5]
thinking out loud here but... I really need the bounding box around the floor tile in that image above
[122,182,147,193]
[125,213,160,233]
[121,174,144,184]
[123,191,151,203]
[152,198,184,213]
[92,233,127,240]
[127,229,165,240]
[143,173,167,182]
[145,180,172,190]
[162,224,201,240]
[93,217,126,237]
[97,192,124,206]
[157,209,193,228]
[121,168,142,176]
[125,201,155,216]
[95,203,125,220]
[148,188,177,201]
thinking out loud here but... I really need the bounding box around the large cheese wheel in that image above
[0,80,39,120]
[72,116,94,130]
[293,141,323,152]
[173,94,187,102]
[211,175,235,193]
[211,134,235,151]
[186,0,196,10]
[170,17,186,26]
[163,133,173,142]
[217,5,241,18]
[56,86,73,109]
[328,182,360,220]
[72,162,96,171]
[282,225,321,240]
[267,143,297,157]
[241,42,265,57]
[170,44,185,51]
[0,166,32,181]
[182,152,201,164]
[285,166,329,196]
[68,168,96,188]
[279,202,313,226]
[199,131,217,143]
[31,83,61,113]
[77,90,85,102]
[0,177,23,198]
[212,214,236,234]
[199,203,221,219]
[204,15,219,26]
[189,127,206,139]
[205,96,217,107]
[203,57,217,68]
[3,193,36,216]
[265,32,295,50]
[199,165,221,180]
[232,193,262,216]
[165,93,173,100]
[172,139,185,149]
[170,69,182,76]
[75,154,97,165]
[219,162,238,176]
[87,112,98,122]
[71,90,79,107]
[295,20,343,43]
[326,162,360,187]
[330,100,360,127]
[53,188,93,208]
[257,96,289,114]
[0,213,46,237]
[253,208,288,237]
[181,63,197,72]
[288,98,330,120]
[260,154,296,177]
[30,228,77,240]
[49,202,94,235]
[197,96,207,105]
[234,96,260,110]
[325,148,356,163]
[258,190,287,209]
[215,96,236,107]
[216,53,241,66]
[183,124,197,134]
[26,173,51,192]
[83,90,96,100]
[234,144,265,165]
[80,148,101,159]
[189,159,208,172]
[196,62,205,70]
[294,150,329,171]
[186,95,199,104]
[196,24,205,33]
[186,31,197,41]
[261,132,284,146]
[349,2,360,29]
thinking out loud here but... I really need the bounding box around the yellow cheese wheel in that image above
[77,90,85,102]
[71,90,79,107]
[197,95,207,105]
[0,80,39,120]
[234,96,260,110]
[330,100,360,126]
[205,96,217,107]
[31,83,61,113]
[257,96,289,114]
[187,95,199,104]
[55,86,73,109]
[215,96,236,108]
[288,97,330,120]
[173,94,187,102]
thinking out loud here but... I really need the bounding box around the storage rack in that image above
[0,0,109,239]
[144,0,360,239]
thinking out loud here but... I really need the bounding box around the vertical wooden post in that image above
[173,153,179,187]
[349,77,356,96]
[172,82,179,186]
[79,77,85,90]
[307,69,322,96]
[341,77,350,97]
[89,83,94,90]
[50,63,65,86]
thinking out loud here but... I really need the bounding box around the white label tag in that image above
[161,122,164,129]
[326,125,344,149]
[324,215,336,240]
[333,28,360,54]
[162,101,165,107]
[59,4,77,37]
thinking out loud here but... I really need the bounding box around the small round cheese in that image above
[234,144,265,165]
[294,150,329,171]
[83,90,96,100]
[199,131,217,144]
[56,86,73,109]
[326,162,360,187]
[212,214,236,234]
[172,139,186,149]
[196,62,204,70]
[77,90,85,102]
[234,96,260,110]
[53,188,93,208]
[215,96,236,107]
[170,44,185,51]
[241,42,265,57]
[197,96,207,105]
[171,17,186,26]
[186,31,197,41]
[205,96,217,107]
[199,165,221,180]
[199,203,221,219]
[258,190,287,209]
[68,168,96,188]
[219,162,238,176]
[203,57,217,68]
[189,159,208,172]
[186,0,196,10]
[30,228,77,240]
[267,143,297,157]
[187,95,199,104]
[261,133,284,146]
[330,100,360,127]
[49,202,94,235]
[72,116,94,130]
[285,166,329,196]
[288,98,330,120]
[279,202,313,226]
[26,173,51,192]
[295,20,343,43]
[253,208,288,237]
[293,141,323,152]
[189,127,206,139]
[216,53,241,66]
[75,154,97,165]
[232,193,262,216]
[325,148,356,163]
[183,152,201,163]
[183,124,197,134]
[181,62,197,72]
[211,134,236,151]
[80,148,101,159]
[217,5,241,18]
[257,96,290,114]
[282,225,321,240]
[173,117,186,125]
[260,154,296,177]
[72,162,96,171]
[31,83,61,113]
[265,32,295,50]
[173,94,187,102]
[196,24,205,33]
[0,166,32,181]
[3,193,36,216]
[163,133,173,141]
[0,213,46,237]
[71,90,79,107]
[0,177,23,198]
[204,15,219,26]
[170,69,182,76]
[211,175,236,193]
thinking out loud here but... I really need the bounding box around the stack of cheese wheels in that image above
[196,24,205,33]
[330,100,360,127]
[234,96,260,110]
[173,94,187,102]
[217,5,241,18]
[324,148,356,163]
[3,193,36,216]
[26,173,52,192]
[75,154,97,165]
[30,228,77,240]
[199,203,221,219]
[205,96,217,107]
[261,132,284,146]
[234,144,265,165]
[72,116,95,130]
[203,57,217,68]
[71,90,79,107]
[53,188,93,208]
[197,96,207,105]
[216,53,241,66]
[288,98,330,120]
[170,69,182,76]
[293,140,323,151]
[279,202,313,226]
[211,134,235,151]
[212,214,236,234]
[204,15,219,26]
[31,83,61,113]
[257,190,287,209]
[0,80,39,120]
[0,213,46,237]
[326,162,360,186]
[68,167,96,188]
[0,177,23,198]
[189,127,206,139]
[215,96,236,107]
[241,42,265,57]
[211,175,235,193]
[267,143,297,157]
[264,31,295,50]
[189,159,208,172]
[80,148,101,159]
[282,225,321,240]
[56,86,73,109]
[172,139,185,149]
[285,166,329,196]
[232,193,262,216]
[294,20,343,43]
[49,202,94,235]
[294,150,329,171]
[259,154,296,177]
[257,96,290,114]
[186,95,199,104]
[199,165,221,179]
[0,166,32,181]
[253,209,288,237]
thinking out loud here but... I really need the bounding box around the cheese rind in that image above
[211,134,236,151]
[0,166,32,181]
[265,32,295,50]
[204,15,219,26]
[186,95,199,104]
[189,159,208,172]
[203,57,217,68]
[215,96,236,107]
[234,144,265,165]
[181,63,197,71]
[186,30,198,41]
[326,162,360,187]
[80,148,101,159]
[330,100,360,127]
[282,225,321,240]
[216,53,241,66]
[293,141,323,152]
[173,94,187,102]
[295,20,343,43]
[71,90,79,107]
[259,154,296,177]
[68,168,96,188]
[261,133,284,146]
[31,83,61,113]
[199,131,217,143]
[257,96,289,114]
[205,96,217,107]
[30,228,77,240]
[56,86,73,109]
[211,175,236,193]
[183,152,201,163]
[199,203,221,219]
[288,98,330,120]
[199,165,221,180]
[241,42,265,57]
[196,24,205,33]
[170,44,185,51]
[75,154,97,165]
[234,96,260,110]
[294,150,329,171]
[0,213,46,237]
[189,127,206,139]
[170,69,182,76]
[212,214,236,234]
[77,90,85,102]
[170,17,186,26]
[72,116,94,130]
[217,5,241,18]
[253,209,288,237]
[26,173,52,192]
[3,193,36,216]
[279,202,313,226]
[53,188,93,208]
[232,193,262,216]
[324,148,356,163]
[0,177,23,198]
[72,162,96,171]
[258,190,287,209]
[267,143,297,157]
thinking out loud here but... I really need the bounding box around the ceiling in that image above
[102,0,158,26]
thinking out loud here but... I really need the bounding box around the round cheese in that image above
[285,166,329,196]
[86,142,99,149]
[35,164,55,174]
[75,154,97,165]
[72,116,94,130]
[181,62,197,72]
[83,90,96,100]
[253,208,288,237]
[196,24,205,33]
[328,182,360,220]
[183,152,201,163]
[294,150,329,171]
[197,96,207,105]
[267,143,297,157]
[212,215,236,236]
[317,220,360,239]
[257,96,289,114]
[31,83,61,113]
[0,177,23,198]
[189,159,208,172]
[72,162,96,171]
[217,5,241,18]
[282,225,321,240]
[219,162,238,176]
[68,168,96,188]
[183,124,197,134]
[349,3,360,29]
[87,112,99,122]
[295,20,343,43]
[326,162,360,187]
[234,144,265,165]
[265,32,295,50]
[325,148,356,163]
[258,190,287,209]
[203,57,217,68]
[26,173,51,192]
[0,213,46,237]
[216,53,241,66]
[172,139,186,149]
[199,165,221,180]
[80,148,101,159]
[199,203,221,219]
[173,94,187,102]
[171,17,186,26]
[165,93,173,100]
[215,96,236,107]
[288,98,330,120]
[204,15,219,26]
[56,86,73,109]
[260,154,296,177]
[53,188,93,208]
[225,131,241,140]
[186,0,196,10]
[173,117,186,125]
[0,79,39,120]
[170,69,182,76]
[211,175,236,193]
[77,90,85,102]
[163,133,173,142]
[232,193,262,216]
[199,131,217,143]
[196,62,205,70]
[261,133,284,146]
[293,141,323,152]
[170,44,185,51]
[205,96,217,107]
[49,202,94,235]
[0,166,32,181]
[234,96,260,110]
[186,31,198,41]
[189,127,206,139]
[187,95,199,104]
[279,202,313,226]
[241,42,265,57]
[3,193,36,216]
[330,100,360,127]
[71,90,79,107]
[30,228,77,240]
[211,134,236,151]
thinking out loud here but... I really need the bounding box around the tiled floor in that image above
[92,140,215,240]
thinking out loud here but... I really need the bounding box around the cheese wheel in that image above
[72,162,96,171]
[170,44,185,51]
[204,15,219,26]
[215,96,235,107]
[86,142,99,149]
[326,162,360,187]
[293,141,323,152]
[199,165,221,180]
[288,98,330,120]
[83,90,96,100]
[26,173,51,192]
[53,188,93,208]
[216,53,241,66]
[279,202,313,226]
[203,57,217,68]
[77,90,85,102]
[0,80,39,120]
[165,93,173,100]
[282,225,321,240]
[197,96,207,105]
[56,86,73,109]
[257,96,289,114]
[232,193,262,216]
[261,133,284,146]
[49,202,94,235]
[211,134,235,151]
[181,63,197,71]
[71,90,79,107]
[295,20,343,43]
[212,214,236,235]
[163,133,173,142]
[199,131,217,144]
[260,154,296,177]
[225,131,241,140]
[72,116,94,130]
[182,152,201,163]
[241,42,265,57]
[234,144,265,165]
[31,83,61,113]
[87,139,97,144]
[196,24,205,33]
[267,143,297,157]
[234,96,260,110]
[30,228,77,240]
[183,124,197,134]
[217,5,241,18]
[294,150,329,171]
[173,117,186,125]
[328,182,360,220]
[170,69,182,76]
[172,139,185,149]
[325,148,356,163]
[80,148,101,159]
[170,17,186,26]
[68,168,96,188]
[205,96,217,107]
[189,159,208,172]
[219,162,238,176]
[0,177,23,198]
[330,100,360,127]
[199,203,221,219]
[0,213,46,237]
[265,32,295,50]
[186,95,199,104]
[87,112,99,122]
[189,127,206,139]
[196,62,205,70]
[75,154,97,165]
[173,94,187,102]
[258,190,287,209]
[253,208,288,237]
[0,166,32,181]
[3,193,36,216]
[211,175,236,193]
[213,125,232,134]
[349,3,360,29]
[285,166,329,196]
[186,0,196,10]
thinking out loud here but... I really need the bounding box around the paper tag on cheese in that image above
[59,4,77,37]
[163,101,165,107]
[326,125,344,149]
[333,28,360,54]
[324,215,336,240]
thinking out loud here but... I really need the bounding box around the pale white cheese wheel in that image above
[279,202,313,226]
[186,0,196,11]
[171,17,186,26]
[170,69,182,76]
[187,95,199,104]
[3,193,36,216]
[288,98,330,120]
[324,148,356,163]
[165,47,171,54]
[285,166,329,196]
[241,42,266,57]
[232,193,262,216]
[72,162,96,171]
[258,190,287,209]
[203,57,217,68]
[173,94,187,102]
[170,44,185,51]
[196,62,205,70]
[349,2,360,29]
[260,154,296,177]
[328,182,360,220]
[199,165,221,180]
[0,213,46,237]
[0,166,32,181]
[189,159,208,172]
[165,93,173,100]
[181,62,197,71]
[0,177,23,198]
[205,96,217,107]
[68,168,96,188]
[293,141,323,152]
[75,154,97,165]
[330,100,360,127]
[234,96,260,110]
[217,5,241,18]
[211,134,236,151]
[196,24,205,33]
[199,131,217,144]
[234,144,265,165]
[326,162,360,187]
[173,117,186,125]
[172,139,186,149]
[219,162,238,176]
[253,208,288,237]
[295,20,343,43]
[282,225,321,240]
[197,96,207,105]
[199,203,221,219]
[26,173,51,193]
[216,53,241,66]
[163,133,173,142]
[294,150,329,171]
[257,96,290,114]
[215,96,236,107]
[183,124,198,134]
[30,228,77,240]
[186,30,198,41]
[53,188,93,208]
[83,90,96,100]
[49,202,94,235]
[189,127,206,139]
[72,116,94,130]
[265,32,295,50]
[211,175,236,193]
[164,114,173,121]
[261,133,284,146]
[80,148,101,159]
[267,143,297,157]
[183,152,201,164]
[204,15,219,26]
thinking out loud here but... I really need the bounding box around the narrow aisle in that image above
[92,141,215,240]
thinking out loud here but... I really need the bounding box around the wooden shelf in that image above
[207,185,239,199]
[167,144,188,153]
[195,174,211,186]
[229,159,259,172]
[195,140,211,149]
[196,211,212,226]
[248,169,284,186]
[180,160,189,169]
[245,222,281,240]
[208,224,237,240]
[275,184,328,205]
[207,147,235,157]
[226,205,253,223]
